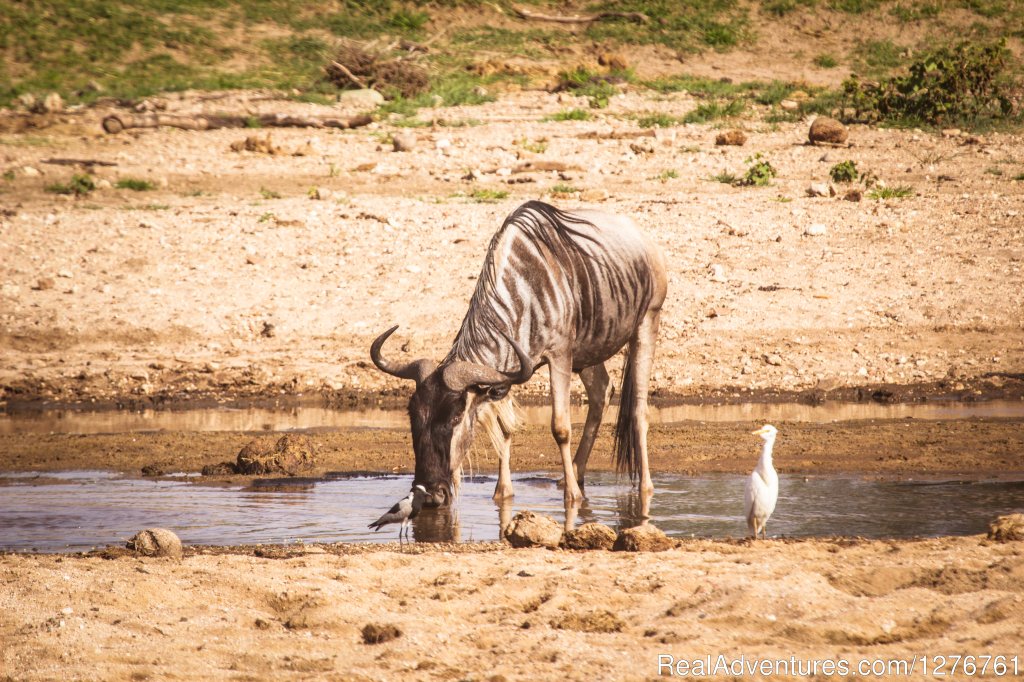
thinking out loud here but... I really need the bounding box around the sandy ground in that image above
[2,538,1022,681]
[1,88,1023,409]
[3,64,1024,682]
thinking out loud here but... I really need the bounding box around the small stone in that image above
[310,187,331,200]
[598,52,629,71]
[804,223,827,236]
[708,264,726,282]
[338,89,385,109]
[21,166,41,178]
[236,434,317,476]
[361,623,401,644]
[34,277,56,291]
[941,128,962,138]
[561,523,617,550]
[434,137,452,151]
[579,188,609,202]
[126,528,183,559]
[95,178,112,190]
[16,93,37,110]
[806,182,835,198]
[613,524,673,552]
[245,254,265,266]
[41,92,64,113]
[779,99,800,112]
[260,322,276,338]
[503,511,563,548]
[57,269,73,279]
[715,129,747,146]
[392,133,416,152]
[843,188,863,202]
[809,116,848,145]
[763,353,783,367]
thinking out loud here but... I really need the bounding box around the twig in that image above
[328,61,370,89]
[510,4,648,23]
[41,158,118,167]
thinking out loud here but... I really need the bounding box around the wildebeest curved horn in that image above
[441,331,535,392]
[370,325,435,384]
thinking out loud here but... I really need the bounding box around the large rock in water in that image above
[561,522,617,550]
[809,116,848,145]
[503,511,563,548]
[236,434,317,475]
[127,528,183,559]
[987,514,1024,542]
[613,524,674,552]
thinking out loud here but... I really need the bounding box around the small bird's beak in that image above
[751,427,769,436]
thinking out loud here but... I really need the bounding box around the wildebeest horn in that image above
[370,325,435,384]
[441,331,535,392]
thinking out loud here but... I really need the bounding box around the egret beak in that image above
[751,426,770,436]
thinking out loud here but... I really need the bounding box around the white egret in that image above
[744,424,779,539]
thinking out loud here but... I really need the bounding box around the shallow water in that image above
[2,399,1022,435]
[2,470,1021,552]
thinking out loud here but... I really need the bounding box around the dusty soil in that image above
[3,537,1023,681]
[2,85,1023,411]
[2,418,1023,480]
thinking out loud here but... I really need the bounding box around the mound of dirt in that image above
[613,524,674,552]
[551,610,625,633]
[809,116,848,144]
[361,623,401,644]
[561,522,617,550]
[987,513,1024,542]
[236,434,317,476]
[126,528,182,559]
[503,511,562,548]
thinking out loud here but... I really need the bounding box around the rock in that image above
[229,134,280,155]
[362,623,401,644]
[630,140,655,155]
[201,462,236,476]
[260,322,276,338]
[33,277,56,291]
[291,141,316,157]
[941,128,962,138]
[789,90,810,101]
[562,523,617,550]
[779,99,800,112]
[503,511,563,548]
[392,132,416,152]
[235,433,317,476]
[16,93,37,111]
[41,92,64,113]
[613,524,674,552]
[987,514,1024,542]
[21,166,41,178]
[126,528,183,559]
[843,188,863,202]
[708,264,726,283]
[140,464,164,477]
[715,129,747,146]
[94,178,112,190]
[809,116,848,145]
[310,187,331,200]
[598,52,629,71]
[807,182,836,198]
[763,353,783,366]
[339,89,384,109]
[804,223,827,236]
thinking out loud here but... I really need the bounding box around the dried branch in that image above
[328,61,370,89]
[510,4,648,24]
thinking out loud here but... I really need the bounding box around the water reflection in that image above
[3,399,1023,435]
[2,470,1022,552]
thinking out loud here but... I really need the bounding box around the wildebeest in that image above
[370,200,667,506]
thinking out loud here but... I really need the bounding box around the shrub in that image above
[829,160,858,183]
[115,178,156,191]
[45,173,95,196]
[738,154,777,186]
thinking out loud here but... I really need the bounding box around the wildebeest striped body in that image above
[371,201,667,507]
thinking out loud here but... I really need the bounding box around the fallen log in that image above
[41,158,118,168]
[102,112,373,134]
[512,160,585,174]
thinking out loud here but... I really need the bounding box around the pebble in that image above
[57,269,73,279]
[21,166,41,177]
[708,264,726,282]
[392,133,416,152]
[804,223,827,236]
[807,182,835,198]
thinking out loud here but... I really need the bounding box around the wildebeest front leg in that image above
[573,363,610,490]
[549,358,583,504]
[493,426,514,501]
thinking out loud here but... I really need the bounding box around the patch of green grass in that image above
[657,169,679,181]
[2,169,15,182]
[557,66,625,109]
[0,135,55,148]
[984,166,1004,176]
[737,154,777,186]
[259,187,281,200]
[1013,173,1024,181]
[853,39,905,76]
[829,160,858,183]
[470,188,509,203]
[710,171,739,184]
[829,0,883,13]
[448,27,561,58]
[545,109,592,122]
[115,177,156,191]
[643,74,756,98]
[890,2,941,21]
[516,137,548,154]
[45,173,95,196]
[258,212,276,223]
[584,1,750,52]
[814,53,839,68]
[867,185,914,199]
[755,80,796,106]
[762,0,818,16]
[550,183,580,194]
[636,113,682,128]
[683,98,746,124]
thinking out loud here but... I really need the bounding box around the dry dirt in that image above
[3,538,1023,681]
[3,50,1024,682]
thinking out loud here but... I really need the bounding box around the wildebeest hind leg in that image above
[630,309,661,494]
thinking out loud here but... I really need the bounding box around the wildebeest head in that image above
[370,326,532,506]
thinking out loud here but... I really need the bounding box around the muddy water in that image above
[2,400,1023,434]
[2,470,1021,552]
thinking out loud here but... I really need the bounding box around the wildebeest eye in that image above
[484,384,509,401]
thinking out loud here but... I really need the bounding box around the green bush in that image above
[557,67,623,109]
[841,39,1018,127]
[737,154,776,186]
[115,177,156,191]
[45,173,95,195]
[829,160,858,182]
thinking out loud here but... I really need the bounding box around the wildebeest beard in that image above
[408,373,478,507]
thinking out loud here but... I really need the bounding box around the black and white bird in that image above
[368,485,427,547]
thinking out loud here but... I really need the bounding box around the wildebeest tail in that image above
[613,342,640,481]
